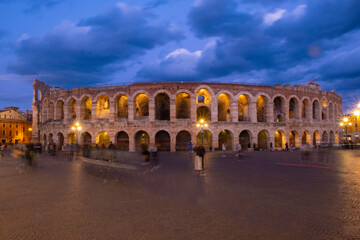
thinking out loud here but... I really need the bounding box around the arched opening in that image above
[289,131,300,148]
[330,131,335,144]
[312,100,320,120]
[81,97,92,120]
[68,132,76,144]
[302,99,310,119]
[239,130,251,151]
[176,131,191,151]
[135,94,149,117]
[116,131,129,151]
[275,130,286,149]
[197,106,211,121]
[176,93,190,119]
[116,95,128,119]
[56,100,64,120]
[273,96,285,122]
[289,98,299,119]
[218,130,233,150]
[196,130,212,150]
[42,100,48,122]
[256,95,267,122]
[96,132,110,147]
[155,130,171,151]
[329,103,334,121]
[335,131,339,144]
[322,131,329,143]
[196,88,211,104]
[96,95,110,119]
[135,131,150,151]
[48,102,54,120]
[302,131,311,145]
[155,93,170,120]
[82,132,92,145]
[238,94,249,121]
[218,94,231,122]
[258,130,269,150]
[68,98,77,120]
[312,130,320,146]
[57,133,64,151]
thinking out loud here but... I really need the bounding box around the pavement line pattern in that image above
[275,162,331,169]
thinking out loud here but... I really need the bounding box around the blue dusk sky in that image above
[0,0,359,112]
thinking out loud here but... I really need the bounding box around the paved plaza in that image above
[1,149,360,239]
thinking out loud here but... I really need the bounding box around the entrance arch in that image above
[82,132,92,145]
[96,132,110,147]
[330,131,335,144]
[135,131,149,151]
[196,130,212,150]
[116,131,129,151]
[275,130,286,149]
[155,130,171,151]
[176,131,191,151]
[239,130,251,151]
[218,130,233,150]
[258,130,269,150]
[57,133,64,151]
[312,130,320,146]
[289,131,300,147]
[67,132,76,144]
[322,131,329,143]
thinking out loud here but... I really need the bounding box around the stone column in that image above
[170,98,176,121]
[91,103,97,123]
[64,104,69,123]
[191,98,197,122]
[129,132,135,152]
[251,135,257,150]
[212,131,218,150]
[109,100,115,122]
[149,99,155,121]
[250,101,257,123]
[76,103,81,122]
[128,99,134,122]
[231,101,237,122]
[211,103,217,122]
[269,136,275,150]
[284,101,289,122]
[267,102,274,123]
[170,133,176,152]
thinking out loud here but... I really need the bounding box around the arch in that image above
[196,88,212,105]
[322,131,329,143]
[312,130,320,146]
[258,130,269,150]
[273,96,285,122]
[67,98,77,120]
[238,94,250,121]
[239,130,251,151]
[219,130,233,150]
[176,130,191,151]
[55,100,64,120]
[155,93,170,120]
[135,93,149,117]
[42,99,48,122]
[96,131,110,147]
[289,97,300,119]
[301,98,311,120]
[57,132,64,151]
[312,99,320,120]
[330,131,335,144]
[81,96,92,120]
[329,102,334,121]
[155,130,171,151]
[176,92,191,119]
[218,93,231,122]
[256,95,267,122]
[48,102,54,120]
[96,95,110,119]
[289,130,300,148]
[116,131,129,151]
[335,131,339,144]
[82,132,92,145]
[196,130,212,149]
[135,131,150,151]
[197,106,211,121]
[67,132,77,144]
[275,130,286,149]
[302,130,311,145]
[116,94,128,118]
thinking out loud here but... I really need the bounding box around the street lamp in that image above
[70,122,82,144]
[196,119,208,144]
[340,117,351,144]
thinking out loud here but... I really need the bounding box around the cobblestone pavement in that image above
[1,149,360,240]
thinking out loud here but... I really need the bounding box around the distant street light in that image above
[196,119,208,144]
[70,122,82,144]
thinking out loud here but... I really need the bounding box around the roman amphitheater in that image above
[32,79,342,152]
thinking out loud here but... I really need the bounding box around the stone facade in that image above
[32,79,342,152]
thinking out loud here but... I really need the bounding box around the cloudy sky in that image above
[0,0,359,112]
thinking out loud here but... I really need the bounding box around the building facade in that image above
[0,107,32,144]
[32,79,342,151]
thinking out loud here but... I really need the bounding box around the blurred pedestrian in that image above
[222,143,226,157]
[236,143,242,160]
[194,144,206,171]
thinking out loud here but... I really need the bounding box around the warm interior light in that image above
[28,128,32,131]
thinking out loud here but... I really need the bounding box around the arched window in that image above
[176,93,190,119]
[135,94,149,118]
[155,93,170,120]
[256,96,267,122]
[238,95,249,121]
[218,94,231,122]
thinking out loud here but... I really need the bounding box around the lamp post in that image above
[196,119,208,145]
[71,122,82,144]
[340,117,351,144]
